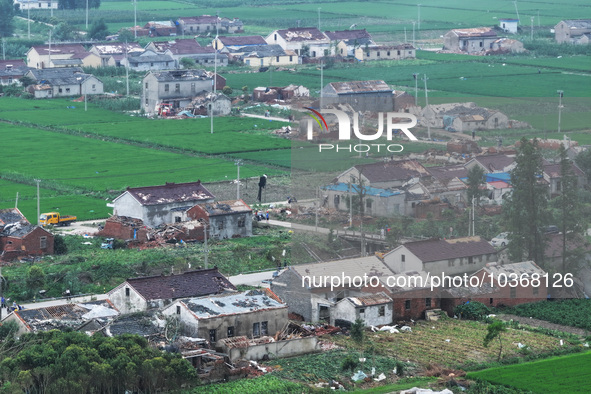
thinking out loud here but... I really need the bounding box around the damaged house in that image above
[420,103,518,132]
[354,44,416,62]
[443,27,499,53]
[0,208,54,261]
[120,49,175,71]
[141,69,214,116]
[185,91,232,116]
[112,181,215,227]
[265,27,330,57]
[25,67,103,98]
[186,200,252,239]
[108,268,236,314]
[0,60,33,86]
[324,29,374,57]
[176,16,244,35]
[2,300,119,335]
[161,289,287,345]
[89,42,144,67]
[230,44,298,68]
[321,80,398,112]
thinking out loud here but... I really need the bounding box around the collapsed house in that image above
[0,208,54,261]
[252,85,309,102]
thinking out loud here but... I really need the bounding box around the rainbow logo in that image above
[304,107,328,131]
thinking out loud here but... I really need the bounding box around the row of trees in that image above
[0,330,197,393]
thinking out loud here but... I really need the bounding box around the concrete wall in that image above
[81,77,104,95]
[142,72,212,115]
[423,252,496,276]
[332,299,393,326]
[244,54,298,67]
[108,284,148,314]
[271,269,314,321]
[383,247,423,274]
[355,47,415,61]
[113,192,145,222]
[222,336,320,361]
[324,189,405,218]
[1,313,30,336]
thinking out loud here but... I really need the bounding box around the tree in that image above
[466,165,486,205]
[117,30,135,43]
[179,57,196,69]
[575,148,591,185]
[350,318,365,345]
[222,85,233,95]
[53,22,80,41]
[503,138,550,264]
[26,265,46,289]
[483,320,507,361]
[0,0,16,38]
[556,144,583,273]
[54,234,68,255]
[88,19,109,41]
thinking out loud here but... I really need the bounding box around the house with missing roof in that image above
[230,45,298,68]
[322,183,406,217]
[383,236,498,276]
[336,160,431,190]
[120,50,175,71]
[443,27,499,53]
[89,42,144,67]
[440,261,547,314]
[354,44,416,62]
[321,80,398,112]
[213,35,268,51]
[141,69,214,116]
[161,289,287,344]
[108,268,236,314]
[2,300,119,336]
[111,180,215,227]
[0,60,33,86]
[0,208,54,261]
[554,20,591,44]
[186,200,252,239]
[176,16,243,35]
[25,67,103,98]
[271,256,395,322]
[324,29,374,57]
[420,103,513,132]
[185,91,232,116]
[499,19,519,34]
[265,27,330,57]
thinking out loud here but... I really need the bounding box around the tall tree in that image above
[0,0,16,38]
[483,320,507,362]
[88,19,109,40]
[556,143,583,273]
[503,138,550,264]
[466,165,487,205]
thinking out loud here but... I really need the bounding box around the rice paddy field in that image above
[467,352,591,393]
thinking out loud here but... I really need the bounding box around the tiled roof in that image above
[323,182,402,197]
[346,292,392,306]
[178,15,220,24]
[178,289,285,319]
[560,20,591,29]
[543,162,585,178]
[473,154,516,172]
[27,67,96,85]
[104,310,161,337]
[353,160,430,183]
[427,164,469,182]
[124,268,236,301]
[219,35,267,46]
[368,44,415,50]
[290,256,394,288]
[275,27,328,42]
[0,59,27,69]
[127,51,174,64]
[451,27,497,38]
[544,233,591,259]
[481,261,545,278]
[398,236,497,263]
[0,208,27,227]
[151,39,202,55]
[327,80,391,94]
[30,44,88,56]
[91,42,143,55]
[124,180,214,206]
[196,200,251,216]
[240,44,287,58]
[324,29,372,41]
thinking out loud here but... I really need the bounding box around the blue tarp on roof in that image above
[323,183,402,197]
[460,172,512,184]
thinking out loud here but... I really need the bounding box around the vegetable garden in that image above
[504,299,591,331]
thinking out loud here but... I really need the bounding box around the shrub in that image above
[454,301,491,321]
[222,86,233,95]
[350,318,365,344]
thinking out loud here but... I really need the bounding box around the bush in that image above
[222,86,233,95]
[341,355,358,372]
[53,234,68,255]
[454,301,491,321]
[350,318,365,344]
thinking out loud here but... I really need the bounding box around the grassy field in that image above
[467,352,591,393]
[0,123,285,192]
[504,299,591,331]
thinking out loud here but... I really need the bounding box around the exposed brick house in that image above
[108,268,236,314]
[187,200,252,239]
[440,261,547,314]
[0,208,54,261]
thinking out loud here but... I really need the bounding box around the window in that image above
[246,59,250,66]
[425,298,432,308]
[448,259,455,267]
[209,329,217,343]
[40,236,47,249]
[227,326,235,337]
[145,98,148,105]
[166,62,169,66]
[359,308,365,314]
[261,321,268,336]
[274,34,277,41]
[164,84,169,92]
[58,88,63,93]
[218,221,224,230]
[494,117,498,127]
[92,84,96,91]
[490,298,494,305]
[405,300,411,310]
[387,51,391,56]
[312,51,316,57]
[397,50,401,56]
[65,88,70,93]
[366,51,370,57]
[7,78,12,84]
[276,56,280,62]
[175,216,181,223]
[175,83,180,93]
[145,82,148,89]
[533,287,539,296]
[401,254,405,262]
[468,256,474,265]
[289,55,293,62]
[191,83,195,93]
[238,218,245,228]
[125,288,130,297]
[479,41,483,47]
[176,305,181,314]
[253,322,260,337]
[377,51,380,57]
[510,287,516,299]
[378,306,385,316]
[150,62,154,67]
[408,51,412,55]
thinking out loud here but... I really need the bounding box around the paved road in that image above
[240,113,290,123]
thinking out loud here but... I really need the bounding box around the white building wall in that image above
[108,284,148,314]
[383,246,423,273]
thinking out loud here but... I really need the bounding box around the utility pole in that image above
[557,90,564,133]
[530,16,534,40]
[203,224,208,269]
[235,160,242,200]
[423,74,430,140]
[412,21,416,48]
[348,181,353,228]
[35,179,41,225]
[15,192,18,209]
[417,4,421,31]
[315,187,319,232]
[28,7,30,39]
[86,0,89,29]
[133,0,137,39]
[413,73,418,106]
[125,42,130,96]
[317,7,321,30]
[0,267,4,320]
[211,22,219,134]
[471,196,475,236]
[404,27,407,43]
[319,60,324,109]
[513,1,520,22]
[48,30,52,69]
[85,94,87,111]
[2,38,5,60]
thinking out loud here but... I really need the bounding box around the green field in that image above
[467,352,591,393]
[0,123,285,192]
[504,299,591,331]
